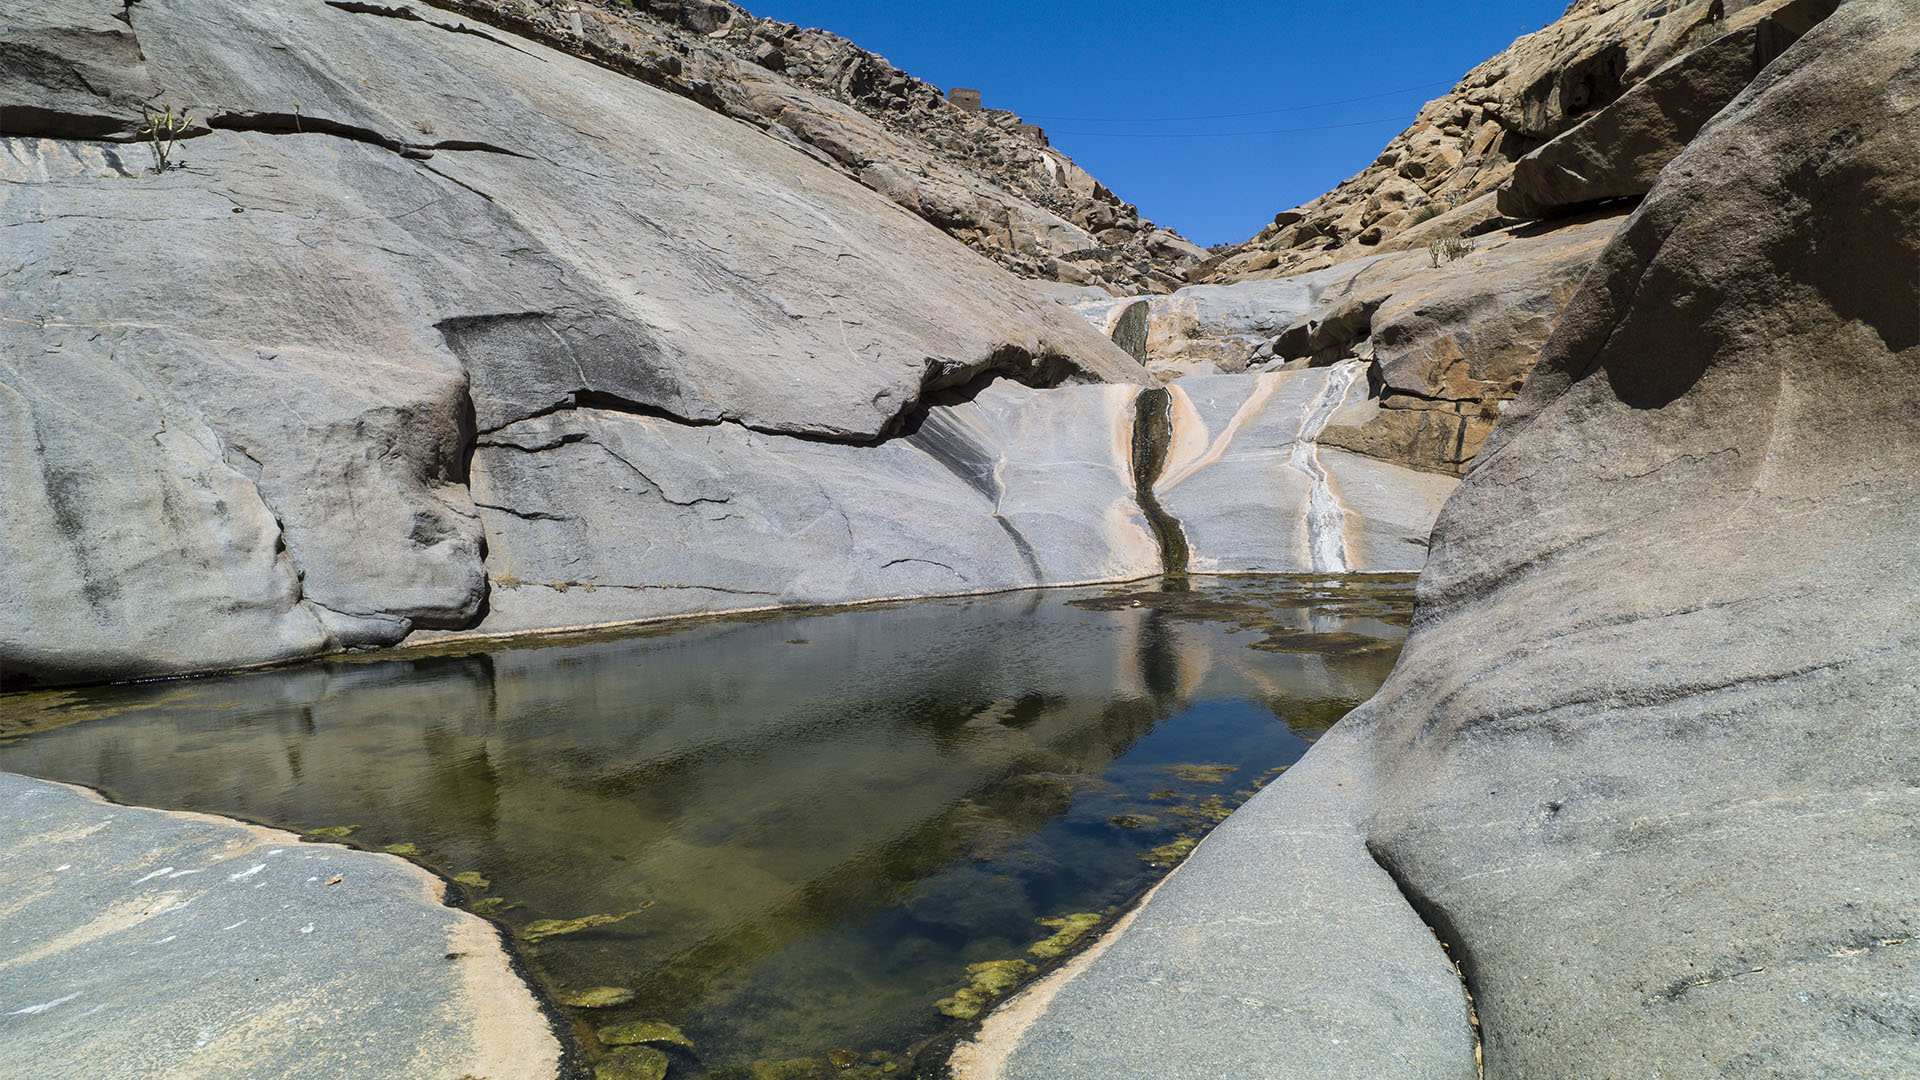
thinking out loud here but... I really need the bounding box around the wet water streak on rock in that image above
[1130,388,1191,576]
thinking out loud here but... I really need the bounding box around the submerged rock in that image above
[557,987,639,1010]
[595,1045,671,1080]
[597,1019,695,1051]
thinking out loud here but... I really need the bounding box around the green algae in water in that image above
[935,959,1037,1020]
[595,1045,670,1080]
[453,871,490,889]
[598,1019,694,1050]
[559,987,637,1009]
[1141,837,1199,867]
[522,906,652,943]
[1164,763,1237,784]
[0,574,1410,1073]
[1028,913,1103,960]
[381,842,422,856]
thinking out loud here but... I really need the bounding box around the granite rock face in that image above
[0,0,1150,688]
[416,0,1204,293]
[0,772,561,1080]
[458,382,1161,638]
[965,4,1920,1075]
[1496,3,1832,220]
[1120,214,1621,475]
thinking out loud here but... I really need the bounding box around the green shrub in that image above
[136,103,192,173]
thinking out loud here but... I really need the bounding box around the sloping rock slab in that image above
[0,771,559,1079]
[0,0,1146,687]
[949,727,1477,1080]
[1350,2,1920,1072]
[453,382,1160,637]
[1155,369,1457,574]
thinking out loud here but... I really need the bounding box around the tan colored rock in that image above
[1203,0,1844,282]
[1498,2,1835,220]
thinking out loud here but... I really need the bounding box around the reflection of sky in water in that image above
[0,576,1411,1075]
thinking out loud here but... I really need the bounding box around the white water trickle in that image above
[1285,361,1364,573]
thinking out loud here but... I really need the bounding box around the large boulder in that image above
[0,0,1148,688]
[960,2,1920,1075]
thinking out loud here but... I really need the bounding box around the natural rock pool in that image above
[0,575,1414,1078]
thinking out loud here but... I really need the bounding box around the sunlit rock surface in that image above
[1156,368,1457,574]
[963,3,1920,1075]
[0,0,1148,687]
[456,382,1160,637]
[0,772,560,1079]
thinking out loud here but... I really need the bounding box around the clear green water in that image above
[0,575,1413,1078]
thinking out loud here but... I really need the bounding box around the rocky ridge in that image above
[1198,0,1840,284]
[409,0,1208,293]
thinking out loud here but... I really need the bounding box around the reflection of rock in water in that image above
[0,578,1409,1069]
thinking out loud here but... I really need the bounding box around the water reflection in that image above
[0,576,1411,1075]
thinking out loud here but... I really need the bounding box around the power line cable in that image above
[1021,79,1456,124]
[1048,116,1414,139]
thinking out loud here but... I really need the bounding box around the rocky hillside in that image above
[1199,0,1840,282]
[960,1,1920,1076]
[409,0,1208,293]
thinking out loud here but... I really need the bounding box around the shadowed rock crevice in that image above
[1367,840,1487,1077]
[205,111,529,160]
[321,0,527,52]
[1130,388,1190,577]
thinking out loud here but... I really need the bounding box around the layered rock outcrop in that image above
[963,2,1920,1075]
[1071,212,1622,475]
[1201,0,1839,283]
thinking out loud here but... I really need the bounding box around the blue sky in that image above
[747,1,1566,246]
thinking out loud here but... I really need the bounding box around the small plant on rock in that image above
[136,103,193,173]
[1428,236,1475,268]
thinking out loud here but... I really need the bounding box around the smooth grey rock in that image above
[951,724,1477,1080]
[0,1,160,139]
[1349,5,1920,1072]
[452,381,1161,637]
[0,0,1148,687]
[996,5,1920,1077]
[0,771,559,1079]
[1156,368,1458,574]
